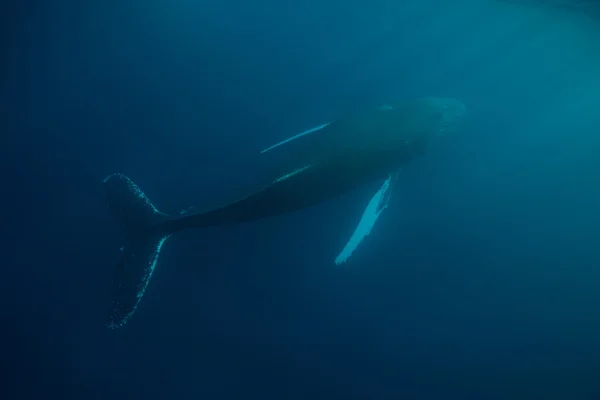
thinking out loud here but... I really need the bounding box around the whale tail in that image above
[103,173,172,329]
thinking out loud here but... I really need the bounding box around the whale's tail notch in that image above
[103,173,172,329]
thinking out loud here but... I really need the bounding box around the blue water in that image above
[4,0,600,398]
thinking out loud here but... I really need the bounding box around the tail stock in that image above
[103,173,172,329]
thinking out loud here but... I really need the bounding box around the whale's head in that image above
[420,97,466,138]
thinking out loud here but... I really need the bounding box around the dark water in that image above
[3,0,600,398]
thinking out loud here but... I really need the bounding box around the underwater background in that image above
[3,0,600,398]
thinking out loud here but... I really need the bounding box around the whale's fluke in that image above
[103,173,172,329]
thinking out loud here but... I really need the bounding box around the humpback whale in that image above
[103,97,466,329]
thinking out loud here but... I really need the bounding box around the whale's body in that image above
[104,97,466,329]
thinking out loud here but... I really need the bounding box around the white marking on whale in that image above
[260,123,330,154]
[273,165,312,183]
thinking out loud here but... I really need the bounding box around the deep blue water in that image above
[4,0,600,398]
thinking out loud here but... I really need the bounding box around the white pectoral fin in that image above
[334,172,399,266]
